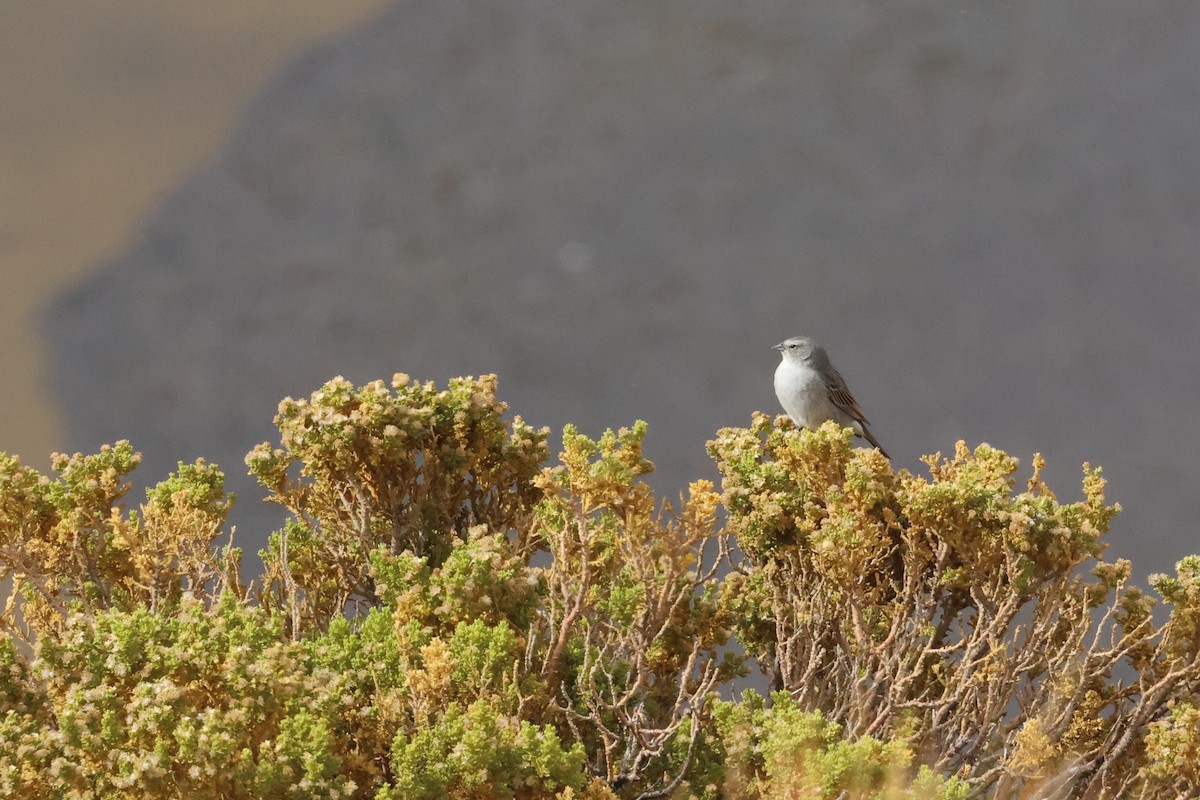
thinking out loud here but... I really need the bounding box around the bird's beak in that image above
[771,342,785,351]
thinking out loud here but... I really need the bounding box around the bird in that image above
[772,336,889,458]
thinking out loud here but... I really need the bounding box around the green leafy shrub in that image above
[712,692,969,800]
[246,374,547,636]
[0,444,235,642]
[379,699,586,800]
[0,375,1196,798]
[708,414,1200,798]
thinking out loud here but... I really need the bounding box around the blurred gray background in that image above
[27,2,1200,577]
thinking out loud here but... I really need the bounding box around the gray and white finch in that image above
[772,336,889,458]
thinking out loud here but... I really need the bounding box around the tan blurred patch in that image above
[0,0,389,470]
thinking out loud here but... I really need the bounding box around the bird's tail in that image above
[861,426,890,460]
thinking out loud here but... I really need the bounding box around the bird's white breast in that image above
[773,359,858,433]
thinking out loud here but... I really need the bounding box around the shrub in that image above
[0,375,1196,798]
[245,374,547,636]
[708,415,1200,797]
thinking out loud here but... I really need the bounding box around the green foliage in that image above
[0,445,234,640]
[707,415,1200,798]
[711,694,969,800]
[0,375,1198,798]
[0,597,361,799]
[246,374,549,636]
[1144,699,1200,789]
[380,699,587,800]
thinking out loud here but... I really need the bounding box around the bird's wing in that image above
[826,368,871,426]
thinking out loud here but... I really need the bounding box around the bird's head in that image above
[772,336,819,362]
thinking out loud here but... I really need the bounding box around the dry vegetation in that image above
[0,374,1197,798]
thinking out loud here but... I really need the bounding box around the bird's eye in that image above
[788,343,796,349]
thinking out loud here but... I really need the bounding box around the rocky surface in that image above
[48,1,1200,574]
